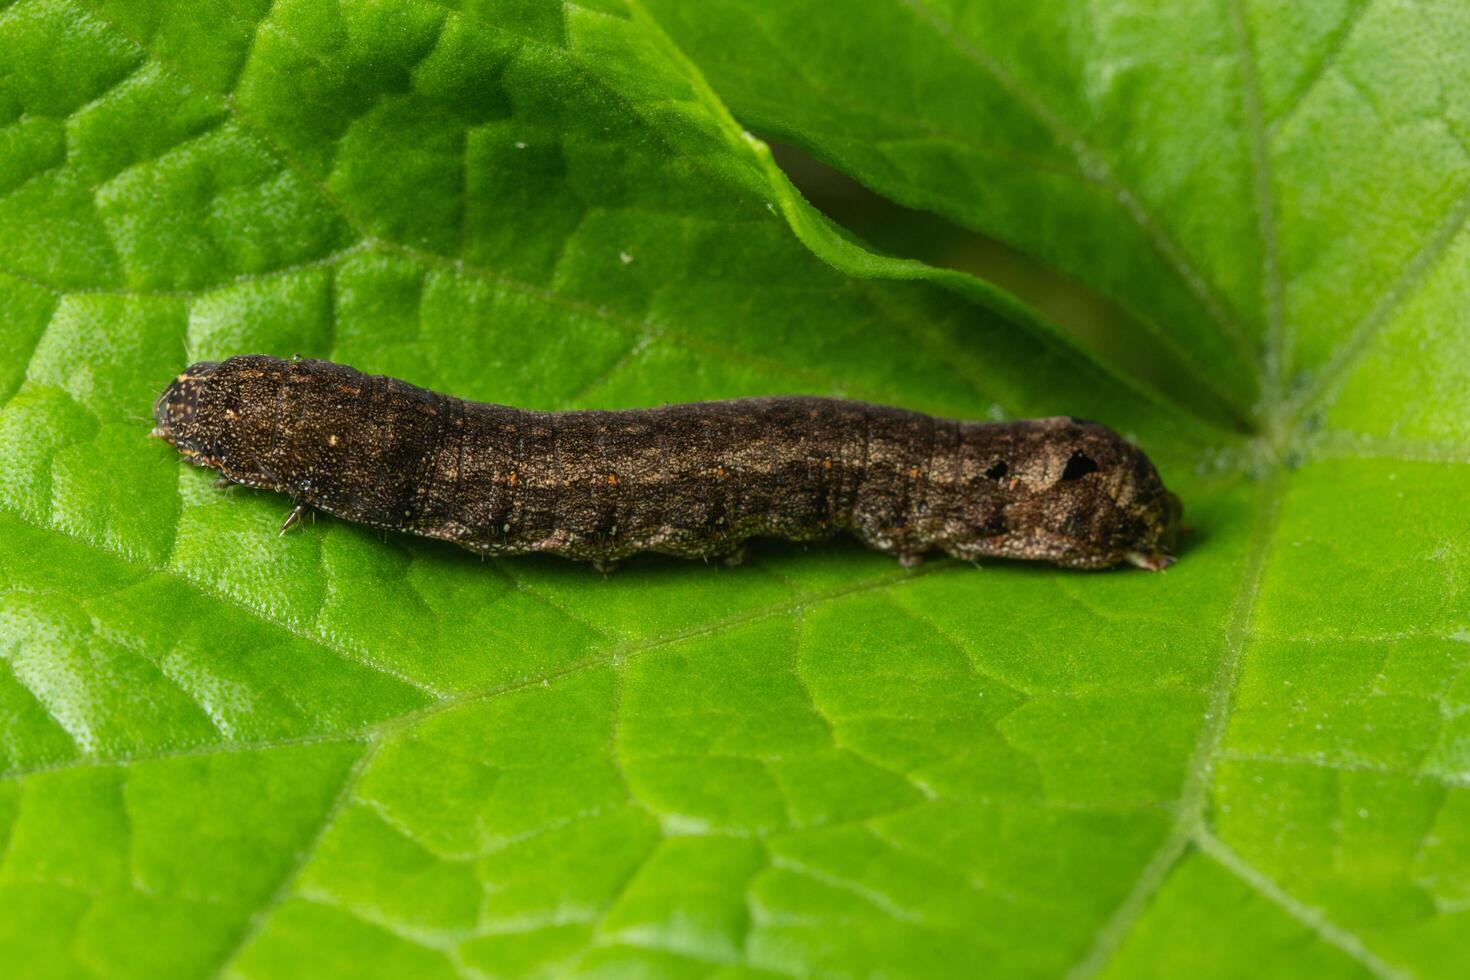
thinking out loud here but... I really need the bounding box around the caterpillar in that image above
[151,355,1182,571]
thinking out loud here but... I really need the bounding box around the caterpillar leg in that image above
[213,475,233,489]
[279,501,310,536]
[592,559,619,575]
[899,553,925,569]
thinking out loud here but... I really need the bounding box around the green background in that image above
[1,1,1465,977]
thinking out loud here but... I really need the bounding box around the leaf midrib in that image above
[1071,3,1466,971]
[1065,470,1286,978]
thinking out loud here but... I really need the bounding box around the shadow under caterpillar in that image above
[152,355,1182,572]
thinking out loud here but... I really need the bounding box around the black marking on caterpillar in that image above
[151,355,1182,571]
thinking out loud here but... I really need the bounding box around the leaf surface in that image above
[0,1,1465,977]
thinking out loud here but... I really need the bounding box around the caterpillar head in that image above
[978,417,1182,571]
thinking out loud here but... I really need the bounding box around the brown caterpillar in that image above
[151,355,1181,571]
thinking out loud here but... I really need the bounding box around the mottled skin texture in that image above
[152,356,1182,571]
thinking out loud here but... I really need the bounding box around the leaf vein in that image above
[0,505,448,699]
[1285,174,1470,423]
[1193,828,1408,980]
[209,741,378,979]
[1217,749,1470,789]
[1266,0,1376,134]
[1228,0,1287,408]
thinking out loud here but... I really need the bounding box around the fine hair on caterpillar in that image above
[152,355,1183,572]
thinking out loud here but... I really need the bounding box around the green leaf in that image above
[0,2,1463,979]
